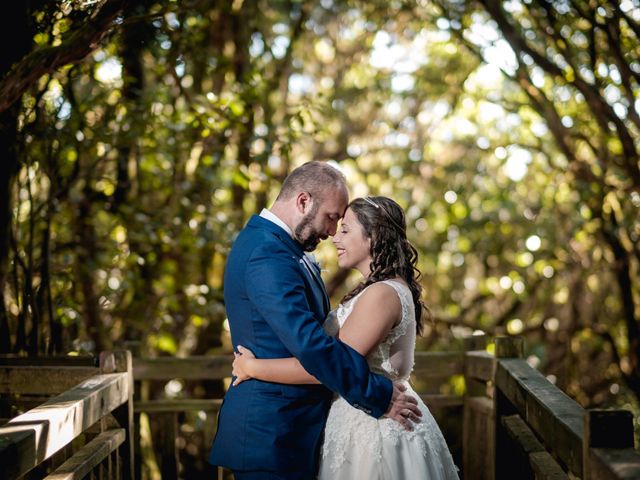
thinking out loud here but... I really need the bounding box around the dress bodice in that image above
[323,279,416,382]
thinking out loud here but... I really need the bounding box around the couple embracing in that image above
[209,162,459,479]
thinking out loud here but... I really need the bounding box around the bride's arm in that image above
[232,283,401,386]
[232,346,320,385]
[336,282,401,357]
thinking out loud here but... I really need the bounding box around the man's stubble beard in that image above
[294,201,322,252]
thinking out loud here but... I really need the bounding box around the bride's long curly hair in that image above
[341,196,427,335]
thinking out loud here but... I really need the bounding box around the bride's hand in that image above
[232,345,256,386]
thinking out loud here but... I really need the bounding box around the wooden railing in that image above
[128,334,480,479]
[132,355,230,479]
[3,337,640,479]
[464,336,640,480]
[0,351,134,480]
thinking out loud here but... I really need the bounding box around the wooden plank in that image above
[464,351,495,382]
[413,352,464,379]
[583,409,640,480]
[466,396,493,416]
[586,447,640,480]
[134,395,462,414]
[0,356,98,367]
[43,429,125,480]
[495,359,583,477]
[133,356,233,380]
[463,396,494,480]
[132,352,464,381]
[529,452,569,480]
[0,373,130,480]
[502,414,545,454]
[135,399,223,413]
[0,366,98,395]
[421,394,463,409]
[502,415,569,479]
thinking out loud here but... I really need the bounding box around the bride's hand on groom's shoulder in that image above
[384,383,422,431]
[232,345,256,386]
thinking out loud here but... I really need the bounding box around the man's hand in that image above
[231,345,256,386]
[383,383,422,431]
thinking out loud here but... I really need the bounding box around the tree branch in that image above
[0,0,130,113]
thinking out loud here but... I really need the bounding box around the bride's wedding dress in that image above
[318,279,460,480]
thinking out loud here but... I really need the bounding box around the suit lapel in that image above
[248,215,330,316]
[302,255,330,315]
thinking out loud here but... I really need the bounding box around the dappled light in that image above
[0,0,638,478]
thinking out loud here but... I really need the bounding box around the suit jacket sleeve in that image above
[245,242,393,418]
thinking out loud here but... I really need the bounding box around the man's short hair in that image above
[276,161,346,201]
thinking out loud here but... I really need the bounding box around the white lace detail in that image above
[332,280,415,381]
[320,279,459,479]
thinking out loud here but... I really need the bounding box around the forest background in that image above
[0,0,639,476]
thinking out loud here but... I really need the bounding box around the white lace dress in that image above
[318,279,460,480]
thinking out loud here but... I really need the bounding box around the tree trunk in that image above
[112,1,152,210]
[0,3,35,353]
[76,190,104,352]
[0,115,20,353]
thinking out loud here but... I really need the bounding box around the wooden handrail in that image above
[0,373,130,479]
[133,355,234,380]
[495,358,583,475]
[463,350,494,382]
[43,429,126,480]
[0,350,134,480]
[492,336,640,480]
[0,366,100,395]
[131,351,465,382]
[0,356,98,367]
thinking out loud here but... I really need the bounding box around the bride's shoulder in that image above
[357,281,402,308]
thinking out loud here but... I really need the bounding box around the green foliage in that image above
[3,0,639,426]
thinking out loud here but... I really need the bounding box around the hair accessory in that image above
[363,196,380,209]
[363,196,405,233]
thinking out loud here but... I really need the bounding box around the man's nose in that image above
[328,222,338,236]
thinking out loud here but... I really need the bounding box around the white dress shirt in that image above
[259,208,293,237]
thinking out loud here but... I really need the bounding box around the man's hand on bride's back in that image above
[383,383,422,431]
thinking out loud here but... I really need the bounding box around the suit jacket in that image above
[208,215,393,476]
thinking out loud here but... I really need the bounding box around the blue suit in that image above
[209,215,393,478]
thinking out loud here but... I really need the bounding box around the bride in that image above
[232,196,460,479]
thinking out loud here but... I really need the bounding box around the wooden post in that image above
[495,336,524,359]
[583,409,634,480]
[464,333,487,353]
[158,412,179,480]
[462,333,494,479]
[123,341,143,480]
[100,350,134,480]
[494,337,524,480]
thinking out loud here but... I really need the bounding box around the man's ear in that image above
[295,191,313,214]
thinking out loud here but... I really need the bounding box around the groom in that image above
[209,161,420,479]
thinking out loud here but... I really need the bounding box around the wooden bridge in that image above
[1,335,640,479]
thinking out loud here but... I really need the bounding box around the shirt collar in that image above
[259,208,293,238]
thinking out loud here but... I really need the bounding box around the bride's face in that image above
[332,207,371,276]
